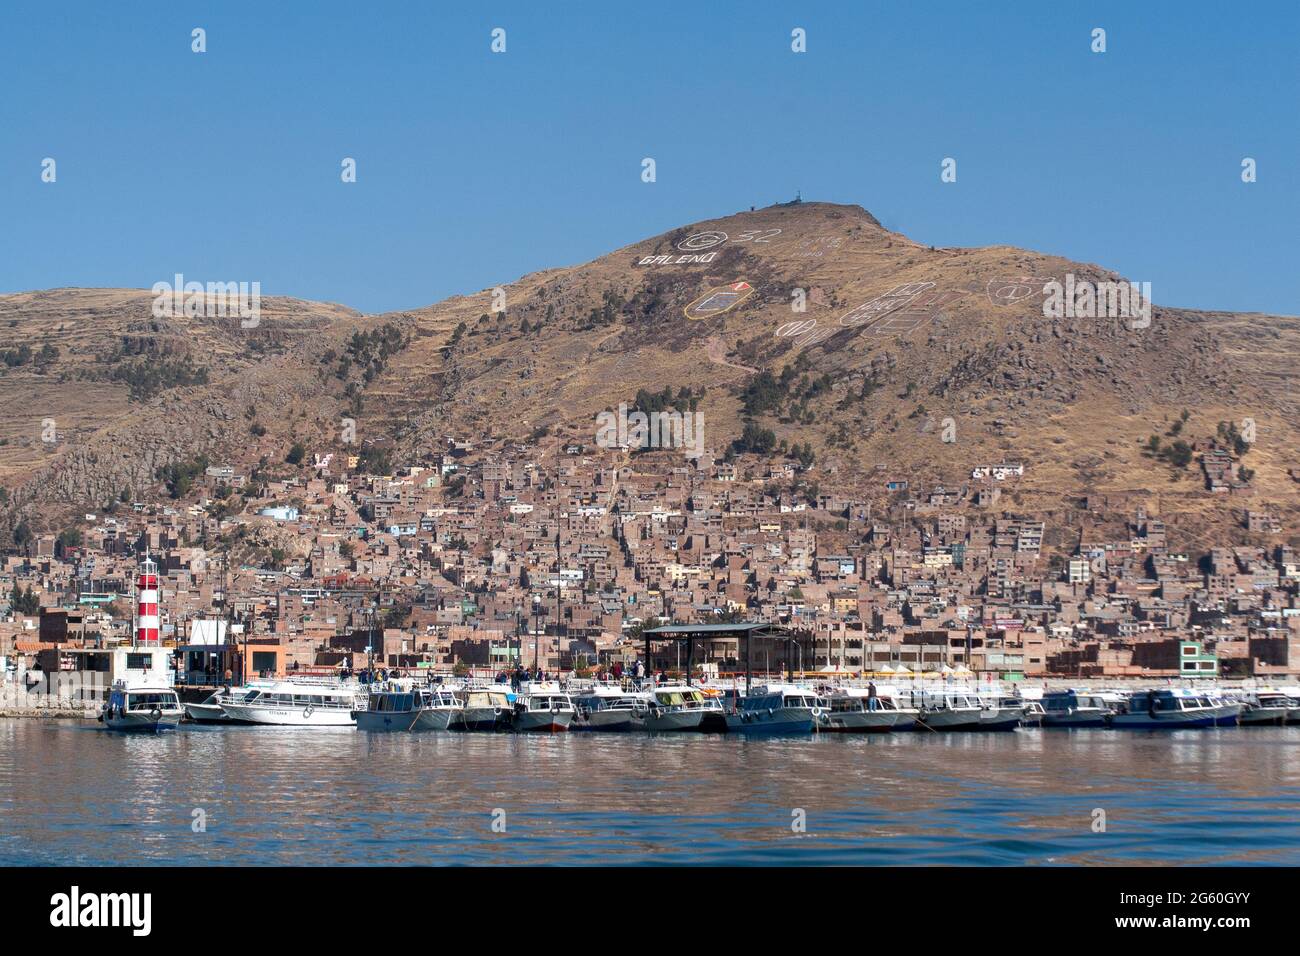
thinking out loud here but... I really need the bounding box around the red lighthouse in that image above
[135,556,160,645]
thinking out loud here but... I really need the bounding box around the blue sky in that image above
[1,1,1296,315]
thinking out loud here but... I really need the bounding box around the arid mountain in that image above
[2,201,1297,545]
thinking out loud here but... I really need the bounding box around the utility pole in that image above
[532,596,541,671]
[554,530,561,673]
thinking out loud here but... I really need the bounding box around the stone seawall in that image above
[0,706,99,719]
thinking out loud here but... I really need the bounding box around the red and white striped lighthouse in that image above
[135,556,160,645]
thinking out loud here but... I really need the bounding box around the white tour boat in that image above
[218,677,364,727]
[818,686,906,732]
[917,690,986,731]
[1040,689,1114,728]
[571,683,652,732]
[183,682,269,724]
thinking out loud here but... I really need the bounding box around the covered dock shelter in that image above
[641,622,805,691]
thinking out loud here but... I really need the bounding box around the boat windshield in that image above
[657,690,703,706]
[127,692,178,710]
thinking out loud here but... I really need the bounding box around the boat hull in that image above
[183,702,229,723]
[414,708,462,731]
[1110,712,1218,729]
[976,710,1022,732]
[355,709,421,732]
[1212,704,1242,727]
[219,701,356,726]
[512,710,573,733]
[103,710,183,733]
[460,706,510,731]
[919,708,984,731]
[576,710,646,732]
[726,710,817,735]
[1239,706,1289,726]
[646,709,703,732]
[819,709,900,733]
[1041,710,1111,728]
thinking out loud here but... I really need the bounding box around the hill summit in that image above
[0,200,1297,545]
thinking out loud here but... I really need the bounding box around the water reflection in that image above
[1,721,1297,865]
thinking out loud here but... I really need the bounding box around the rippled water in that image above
[2,720,1298,865]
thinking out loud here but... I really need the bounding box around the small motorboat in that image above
[100,681,184,733]
[355,684,423,732]
[414,687,465,730]
[818,686,903,733]
[459,686,515,731]
[1110,689,1220,729]
[1237,691,1291,726]
[571,683,651,732]
[1040,690,1114,728]
[918,692,985,731]
[725,683,821,735]
[511,681,576,732]
[645,684,727,733]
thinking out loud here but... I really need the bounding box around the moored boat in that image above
[1238,691,1292,726]
[724,683,821,735]
[218,677,363,727]
[459,685,515,731]
[1040,689,1114,728]
[414,687,465,730]
[1110,689,1220,729]
[918,691,985,731]
[645,683,727,733]
[973,693,1026,732]
[818,686,902,733]
[511,681,576,732]
[183,683,268,724]
[101,681,184,733]
[355,684,423,732]
[571,683,651,732]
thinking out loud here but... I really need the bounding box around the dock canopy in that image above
[640,622,798,689]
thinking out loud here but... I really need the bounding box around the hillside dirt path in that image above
[705,335,757,374]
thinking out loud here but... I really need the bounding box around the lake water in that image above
[3,720,1298,865]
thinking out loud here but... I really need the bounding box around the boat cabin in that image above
[1042,690,1110,712]
[107,684,181,714]
[741,685,821,713]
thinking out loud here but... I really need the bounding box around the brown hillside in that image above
[0,201,1295,542]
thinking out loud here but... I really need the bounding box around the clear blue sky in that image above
[1,1,1296,316]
